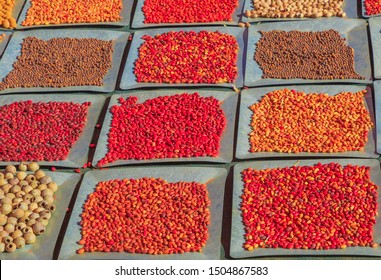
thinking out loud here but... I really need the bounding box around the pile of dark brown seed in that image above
[0,37,114,91]
[254,30,364,80]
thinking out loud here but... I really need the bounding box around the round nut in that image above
[5,165,17,174]
[39,176,52,184]
[5,242,16,253]
[18,162,28,172]
[16,172,27,181]
[34,170,46,180]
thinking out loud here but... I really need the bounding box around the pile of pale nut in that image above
[245,0,345,19]
[0,163,58,253]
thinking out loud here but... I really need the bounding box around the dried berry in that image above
[0,37,114,91]
[241,163,378,250]
[142,0,238,23]
[134,31,238,84]
[98,93,226,166]
[254,30,364,80]
[22,0,122,26]
[249,89,373,153]
[247,0,345,19]
[0,100,90,162]
[78,177,210,254]
[0,0,17,29]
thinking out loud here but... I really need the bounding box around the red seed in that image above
[0,101,91,162]
[97,93,226,166]
[50,167,56,171]
[241,163,378,250]
[77,177,211,254]
[134,31,238,85]
[142,0,238,23]
[74,168,81,173]
[77,248,85,254]
[365,0,381,15]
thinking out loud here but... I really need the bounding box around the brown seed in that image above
[0,37,114,91]
[254,30,364,80]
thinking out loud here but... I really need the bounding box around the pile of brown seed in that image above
[254,30,364,80]
[0,163,58,253]
[0,37,114,91]
[246,0,345,19]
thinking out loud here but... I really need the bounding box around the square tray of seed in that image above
[58,165,227,260]
[242,0,357,22]
[245,19,371,87]
[120,26,245,90]
[0,169,81,259]
[92,89,237,168]
[0,0,26,30]
[231,158,381,258]
[16,0,134,29]
[0,29,129,94]
[362,0,381,18]
[373,81,381,154]
[236,85,377,160]
[131,0,245,28]
[0,31,12,58]
[370,17,381,79]
[0,93,105,168]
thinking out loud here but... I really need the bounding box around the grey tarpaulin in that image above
[236,85,377,159]
[231,159,381,258]
[59,166,227,260]
[93,89,238,167]
[245,19,371,87]
[0,29,129,94]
